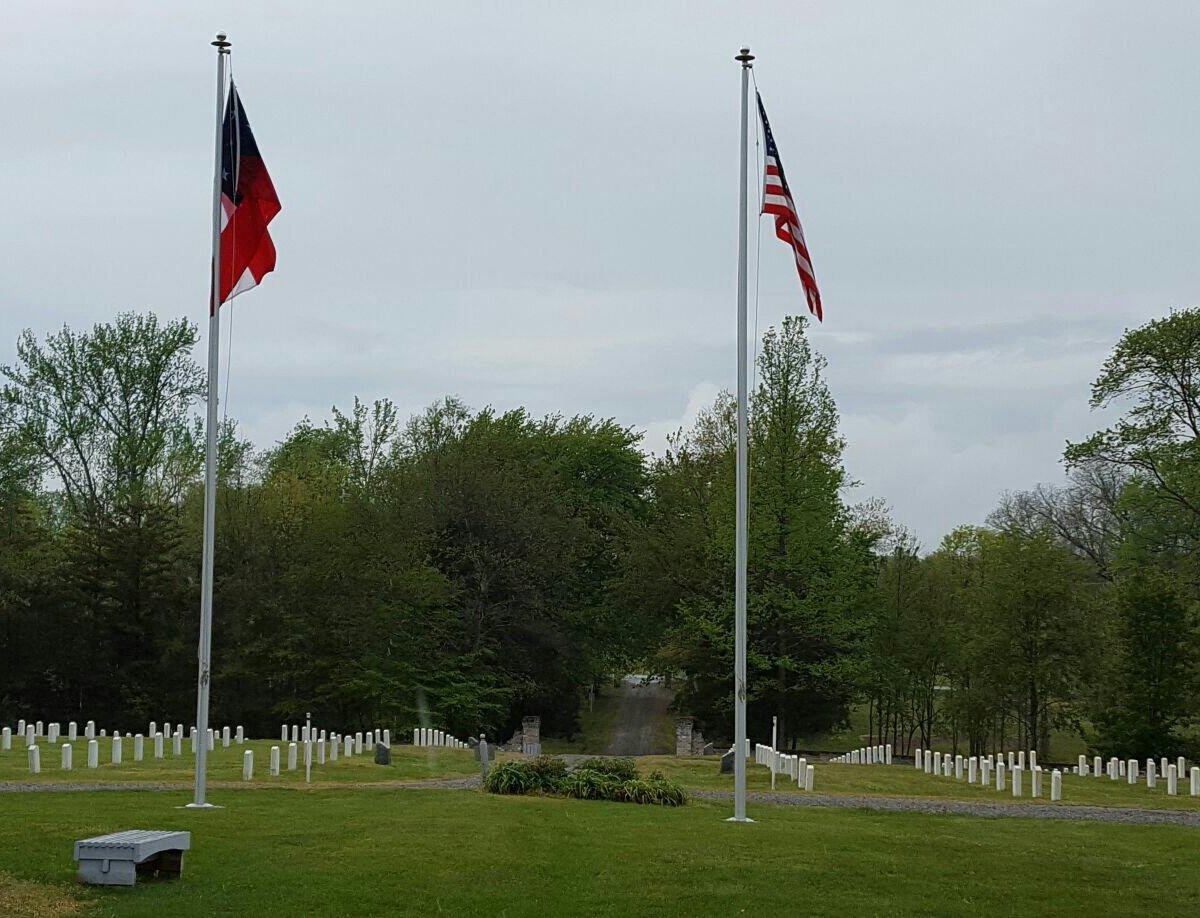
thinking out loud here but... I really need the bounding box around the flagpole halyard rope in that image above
[222,60,237,428]
[750,69,764,413]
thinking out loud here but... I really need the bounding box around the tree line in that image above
[1,309,1197,758]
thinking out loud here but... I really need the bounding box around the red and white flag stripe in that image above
[757,93,822,321]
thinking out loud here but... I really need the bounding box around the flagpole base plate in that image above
[726,816,755,823]
[181,803,224,809]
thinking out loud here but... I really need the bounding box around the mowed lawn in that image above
[0,740,481,786]
[0,787,1198,916]
[644,756,1200,811]
[6,740,1199,812]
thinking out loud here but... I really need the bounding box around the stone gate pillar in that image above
[675,717,694,757]
[521,716,541,755]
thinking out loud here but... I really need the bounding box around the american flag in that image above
[757,93,822,322]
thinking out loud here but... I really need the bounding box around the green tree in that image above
[654,316,877,747]
[1091,572,1198,759]
[1,313,204,725]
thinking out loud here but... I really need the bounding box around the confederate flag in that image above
[217,83,280,307]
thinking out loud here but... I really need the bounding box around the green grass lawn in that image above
[640,756,1200,811]
[0,738,481,786]
[0,787,1197,916]
[7,738,1196,814]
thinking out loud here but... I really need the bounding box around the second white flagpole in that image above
[729,46,754,824]
[189,30,230,809]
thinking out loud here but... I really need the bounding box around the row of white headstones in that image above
[913,747,1200,799]
[913,747,1064,799]
[411,728,467,749]
[1071,753,1200,796]
[5,719,245,773]
[830,745,893,766]
[754,743,816,790]
[5,719,462,779]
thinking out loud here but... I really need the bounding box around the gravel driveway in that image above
[604,675,673,756]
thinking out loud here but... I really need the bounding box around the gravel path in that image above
[0,781,189,793]
[691,789,1200,827]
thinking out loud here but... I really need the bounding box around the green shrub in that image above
[483,762,538,795]
[574,757,638,781]
[621,776,688,807]
[561,770,620,800]
[527,756,568,791]
[485,757,686,806]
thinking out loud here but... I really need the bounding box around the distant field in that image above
[1,787,1198,916]
[791,704,1092,761]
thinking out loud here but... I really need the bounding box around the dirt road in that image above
[604,675,674,756]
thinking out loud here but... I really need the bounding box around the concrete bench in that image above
[74,830,191,886]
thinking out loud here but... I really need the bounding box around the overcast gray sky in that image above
[5,2,1198,549]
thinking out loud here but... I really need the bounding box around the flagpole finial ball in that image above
[735,47,755,64]
[212,32,231,50]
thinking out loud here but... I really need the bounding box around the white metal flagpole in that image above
[188,31,230,809]
[729,46,754,824]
